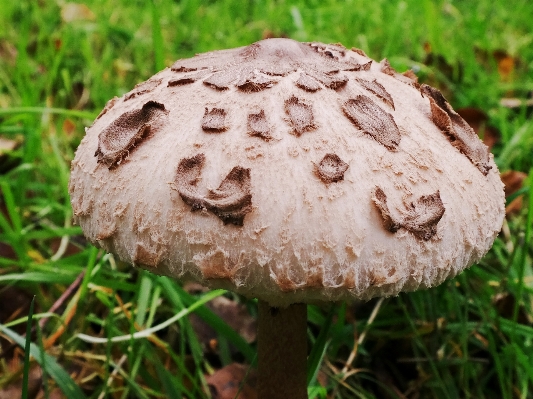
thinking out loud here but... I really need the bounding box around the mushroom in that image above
[69,38,505,399]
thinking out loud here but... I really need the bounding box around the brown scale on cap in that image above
[168,70,212,86]
[421,84,492,175]
[356,78,395,109]
[170,39,369,93]
[175,154,253,226]
[380,59,420,87]
[124,78,162,101]
[202,108,228,132]
[343,95,401,150]
[247,110,272,141]
[379,58,397,77]
[372,187,445,240]
[295,73,322,92]
[236,69,278,92]
[315,154,349,183]
[203,70,239,90]
[285,96,315,136]
[95,101,167,169]
[309,72,348,90]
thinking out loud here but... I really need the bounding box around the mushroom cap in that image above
[69,38,505,307]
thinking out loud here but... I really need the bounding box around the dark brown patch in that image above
[247,110,271,141]
[133,243,160,267]
[124,79,162,101]
[356,78,395,109]
[379,58,397,76]
[175,154,253,226]
[168,70,211,86]
[312,72,348,90]
[203,70,238,90]
[202,108,228,132]
[372,187,445,240]
[372,187,401,233]
[359,61,372,71]
[306,271,324,288]
[402,69,418,82]
[170,65,198,73]
[343,96,401,150]
[284,96,315,136]
[351,47,368,57]
[295,72,322,92]
[236,70,277,92]
[308,42,347,60]
[421,84,491,175]
[95,101,167,168]
[402,192,446,240]
[315,153,349,183]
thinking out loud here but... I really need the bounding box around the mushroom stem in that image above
[257,301,308,399]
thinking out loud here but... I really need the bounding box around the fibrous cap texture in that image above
[69,38,505,307]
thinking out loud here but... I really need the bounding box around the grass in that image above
[0,0,532,398]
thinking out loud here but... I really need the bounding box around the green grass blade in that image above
[307,304,335,385]
[0,107,96,119]
[151,0,165,72]
[159,277,256,364]
[21,296,35,399]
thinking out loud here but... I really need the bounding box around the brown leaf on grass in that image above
[0,366,42,399]
[189,295,257,355]
[0,40,17,66]
[62,119,76,137]
[457,107,500,150]
[501,170,528,196]
[61,3,96,23]
[501,170,528,215]
[493,50,515,81]
[206,363,257,399]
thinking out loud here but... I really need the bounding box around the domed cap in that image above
[69,38,505,307]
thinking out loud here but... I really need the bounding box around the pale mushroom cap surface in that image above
[69,38,505,307]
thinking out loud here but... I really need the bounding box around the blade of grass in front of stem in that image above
[35,321,50,399]
[21,296,35,399]
[307,304,335,386]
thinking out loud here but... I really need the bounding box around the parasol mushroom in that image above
[69,38,505,399]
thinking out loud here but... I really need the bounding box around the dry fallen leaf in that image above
[62,119,76,137]
[206,363,257,399]
[493,49,515,81]
[500,170,528,215]
[189,295,257,355]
